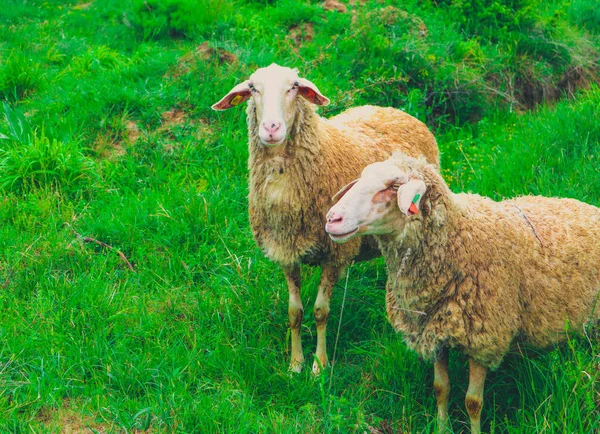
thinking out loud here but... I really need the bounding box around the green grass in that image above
[0,0,598,432]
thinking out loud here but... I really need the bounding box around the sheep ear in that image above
[397,179,427,216]
[332,179,359,203]
[212,81,252,111]
[297,78,330,106]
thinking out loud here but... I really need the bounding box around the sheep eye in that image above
[292,81,299,89]
[248,83,257,92]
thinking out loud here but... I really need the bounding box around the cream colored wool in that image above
[247,99,439,268]
[326,153,600,432]
[214,64,439,373]
[248,101,438,372]
[372,155,600,368]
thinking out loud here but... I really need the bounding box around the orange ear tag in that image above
[409,193,421,215]
[230,95,243,106]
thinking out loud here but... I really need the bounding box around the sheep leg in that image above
[312,265,344,374]
[434,348,450,432]
[465,358,487,434]
[285,265,304,373]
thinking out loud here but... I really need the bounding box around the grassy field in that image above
[0,0,599,432]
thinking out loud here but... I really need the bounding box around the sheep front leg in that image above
[465,359,487,434]
[285,265,304,373]
[312,265,343,374]
[434,348,450,432]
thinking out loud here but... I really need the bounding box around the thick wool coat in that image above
[246,98,440,268]
[381,157,600,369]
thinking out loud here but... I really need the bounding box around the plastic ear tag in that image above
[409,193,421,215]
[230,95,243,106]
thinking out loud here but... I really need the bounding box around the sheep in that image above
[212,64,439,373]
[325,153,600,433]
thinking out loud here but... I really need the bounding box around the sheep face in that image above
[326,159,427,243]
[212,63,329,147]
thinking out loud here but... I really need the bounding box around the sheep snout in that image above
[325,210,360,243]
[262,120,282,134]
[259,119,286,145]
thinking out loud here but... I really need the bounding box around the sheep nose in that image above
[325,212,344,233]
[327,212,343,225]
[262,121,282,135]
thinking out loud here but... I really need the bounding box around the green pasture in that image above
[0,0,598,432]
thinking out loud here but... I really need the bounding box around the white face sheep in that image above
[326,153,600,433]
[212,64,440,374]
[213,64,329,146]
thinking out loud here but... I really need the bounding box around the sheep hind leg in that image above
[285,265,304,373]
[465,358,487,434]
[312,265,344,375]
[434,348,450,433]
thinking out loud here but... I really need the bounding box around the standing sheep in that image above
[212,64,439,373]
[325,153,600,432]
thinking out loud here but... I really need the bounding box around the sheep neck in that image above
[245,98,329,265]
[247,98,321,186]
[377,191,463,315]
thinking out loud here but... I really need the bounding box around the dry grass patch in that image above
[288,22,315,46]
[35,401,111,433]
[323,0,347,13]
[125,120,141,144]
[72,1,94,10]
[168,42,237,78]
[93,132,126,160]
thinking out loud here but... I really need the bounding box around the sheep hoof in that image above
[311,358,328,375]
[289,360,304,374]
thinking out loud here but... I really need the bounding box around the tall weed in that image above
[133,0,234,40]
[0,50,43,102]
[0,103,95,192]
[568,0,600,33]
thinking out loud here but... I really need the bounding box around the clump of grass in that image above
[133,0,234,40]
[269,0,321,26]
[0,103,96,193]
[436,0,540,41]
[0,49,44,102]
[69,45,126,75]
[304,0,599,126]
[568,0,600,33]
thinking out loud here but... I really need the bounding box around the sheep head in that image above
[212,63,330,147]
[326,156,428,243]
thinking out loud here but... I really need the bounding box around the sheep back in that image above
[382,185,600,369]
